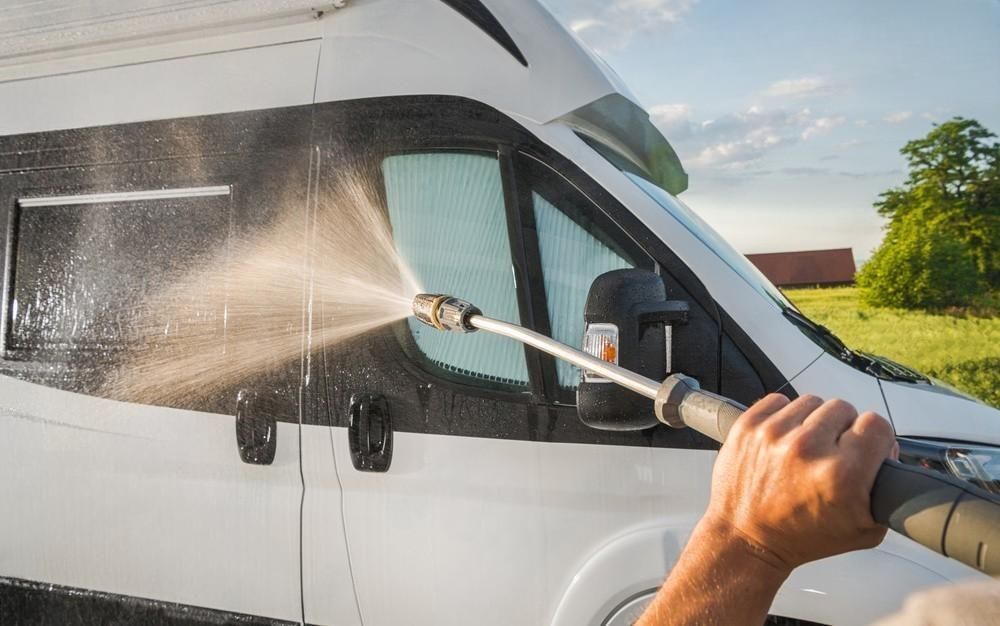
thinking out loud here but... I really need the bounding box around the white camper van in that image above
[0,1,996,625]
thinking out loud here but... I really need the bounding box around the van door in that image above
[0,109,334,623]
[302,96,719,626]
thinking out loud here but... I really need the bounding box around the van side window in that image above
[6,190,232,358]
[529,166,638,389]
[1,116,313,423]
[382,152,528,386]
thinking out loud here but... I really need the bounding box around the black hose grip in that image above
[871,459,1000,576]
[654,375,1000,576]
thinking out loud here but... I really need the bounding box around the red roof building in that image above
[746,248,856,287]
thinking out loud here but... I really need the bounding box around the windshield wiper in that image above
[783,308,929,383]
[782,308,864,366]
[857,352,929,383]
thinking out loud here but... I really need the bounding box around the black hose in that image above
[660,380,1000,576]
[871,459,1000,575]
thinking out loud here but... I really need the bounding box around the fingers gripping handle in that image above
[653,374,1000,576]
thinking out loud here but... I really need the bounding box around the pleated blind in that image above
[383,153,528,386]
[533,192,632,388]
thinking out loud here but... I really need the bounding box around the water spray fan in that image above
[412,274,1000,578]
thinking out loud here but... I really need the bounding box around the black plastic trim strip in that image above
[0,576,296,626]
[1,198,20,358]
[437,0,529,67]
[514,152,656,406]
[0,95,783,453]
[499,145,551,401]
[765,615,830,626]
[719,307,797,401]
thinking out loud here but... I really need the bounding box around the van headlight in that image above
[897,438,1000,495]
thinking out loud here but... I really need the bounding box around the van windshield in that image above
[621,172,930,381]
[622,171,793,311]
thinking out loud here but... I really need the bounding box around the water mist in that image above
[106,166,422,406]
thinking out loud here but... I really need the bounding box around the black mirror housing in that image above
[576,269,688,431]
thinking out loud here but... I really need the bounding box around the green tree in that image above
[873,118,1000,292]
[858,208,980,308]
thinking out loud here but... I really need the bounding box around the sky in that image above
[543,0,1000,260]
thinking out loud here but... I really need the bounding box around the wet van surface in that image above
[0,1,995,625]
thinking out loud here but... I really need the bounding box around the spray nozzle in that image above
[412,294,481,333]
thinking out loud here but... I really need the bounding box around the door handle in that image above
[235,389,276,465]
[348,393,393,472]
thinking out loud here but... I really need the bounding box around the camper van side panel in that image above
[0,107,321,623]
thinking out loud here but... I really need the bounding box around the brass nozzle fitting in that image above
[412,294,481,333]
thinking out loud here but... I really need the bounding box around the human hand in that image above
[704,394,899,574]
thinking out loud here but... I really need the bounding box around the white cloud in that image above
[568,18,601,33]
[884,111,912,124]
[837,138,866,149]
[836,169,902,179]
[801,115,846,139]
[649,103,693,126]
[763,76,836,99]
[544,0,698,50]
[689,133,786,168]
[855,119,869,127]
[649,104,840,168]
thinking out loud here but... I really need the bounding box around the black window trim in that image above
[510,135,796,403]
[499,145,552,403]
[0,95,793,418]
[0,183,239,361]
[0,130,313,419]
[544,132,797,400]
[322,94,792,406]
[512,149,655,405]
[0,193,19,361]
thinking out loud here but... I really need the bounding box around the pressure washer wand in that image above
[412,293,1000,576]
[413,294,747,436]
[413,294,661,396]
[466,317,743,441]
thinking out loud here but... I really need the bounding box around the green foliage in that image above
[925,358,1000,409]
[857,210,981,308]
[866,118,1000,307]
[880,117,998,209]
[785,287,1000,408]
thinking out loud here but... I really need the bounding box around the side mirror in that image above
[577,269,689,431]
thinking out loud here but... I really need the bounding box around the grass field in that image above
[783,287,1000,408]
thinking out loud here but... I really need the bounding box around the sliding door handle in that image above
[348,393,393,472]
[235,389,276,465]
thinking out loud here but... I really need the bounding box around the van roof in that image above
[0,0,687,193]
[0,0,345,63]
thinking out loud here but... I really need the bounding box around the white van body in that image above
[0,2,995,625]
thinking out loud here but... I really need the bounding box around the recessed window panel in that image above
[382,152,528,386]
[6,189,232,356]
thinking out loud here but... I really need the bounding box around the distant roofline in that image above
[746,247,857,287]
[745,247,853,259]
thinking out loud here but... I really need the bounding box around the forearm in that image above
[636,516,790,626]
